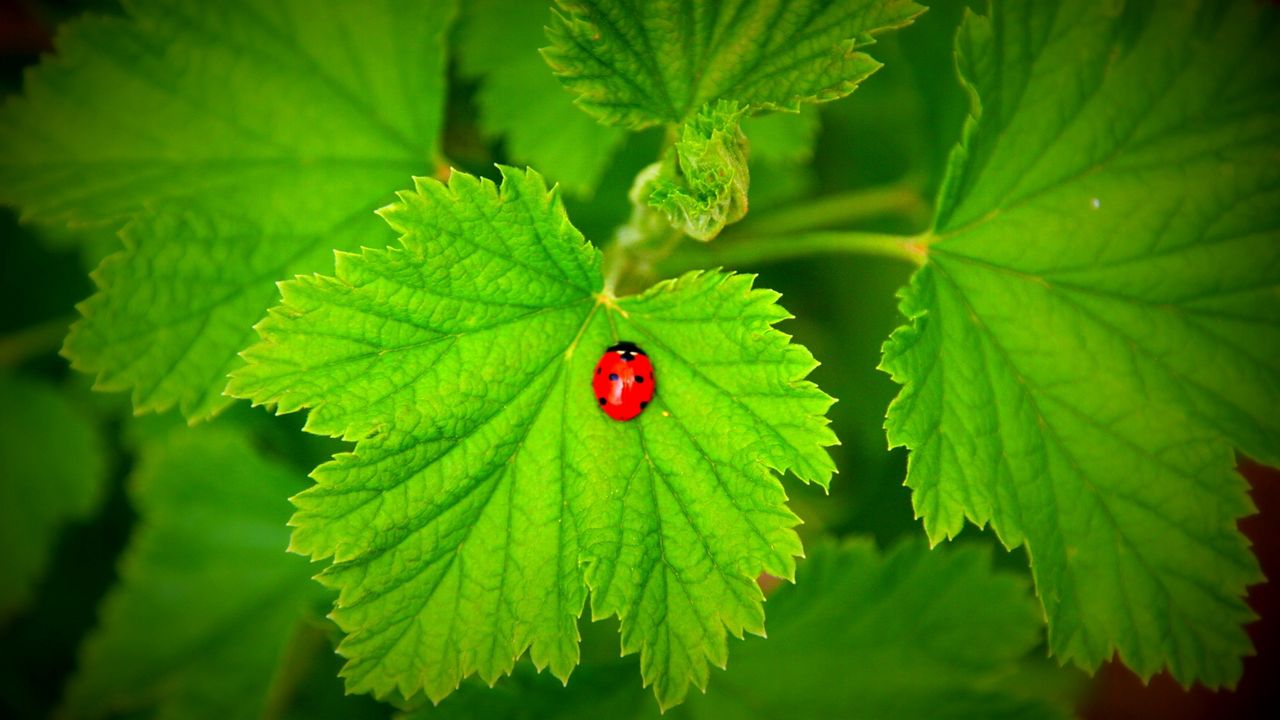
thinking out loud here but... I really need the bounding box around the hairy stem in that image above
[601,161,676,294]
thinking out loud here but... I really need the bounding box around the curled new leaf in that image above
[649,100,751,241]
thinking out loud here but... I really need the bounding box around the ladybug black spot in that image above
[596,367,601,374]
[609,373,619,381]
[640,401,649,409]
[598,397,606,405]
[635,376,644,384]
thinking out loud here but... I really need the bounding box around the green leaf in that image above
[693,539,1071,720]
[543,0,925,129]
[0,0,455,419]
[456,0,626,195]
[649,100,750,241]
[59,426,325,720]
[455,0,819,196]
[227,167,836,709]
[453,0,825,200]
[63,184,392,419]
[406,540,1072,720]
[0,373,106,623]
[881,0,1278,687]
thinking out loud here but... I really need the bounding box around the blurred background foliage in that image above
[1,0,1275,718]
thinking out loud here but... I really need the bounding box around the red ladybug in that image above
[592,341,655,421]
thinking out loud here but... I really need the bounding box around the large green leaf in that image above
[0,0,455,418]
[543,0,924,129]
[228,167,836,709]
[882,0,1278,686]
[407,540,1073,720]
[0,373,106,623]
[59,426,325,720]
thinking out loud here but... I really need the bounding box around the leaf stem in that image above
[602,161,678,294]
[727,180,929,237]
[659,230,930,275]
[604,146,932,291]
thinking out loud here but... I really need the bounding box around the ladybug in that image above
[592,341,655,421]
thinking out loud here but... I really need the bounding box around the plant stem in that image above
[604,146,931,291]
[0,314,75,366]
[659,230,930,275]
[601,161,675,294]
[726,180,928,237]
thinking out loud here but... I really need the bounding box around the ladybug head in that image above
[607,341,644,356]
